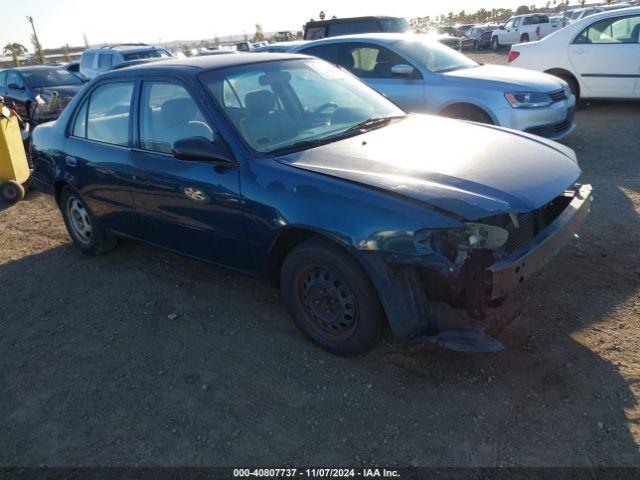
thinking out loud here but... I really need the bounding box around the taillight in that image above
[508,51,520,63]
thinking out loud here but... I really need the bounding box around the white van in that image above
[79,44,172,79]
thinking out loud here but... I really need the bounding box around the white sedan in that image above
[508,7,640,101]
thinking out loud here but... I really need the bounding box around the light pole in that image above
[26,15,45,64]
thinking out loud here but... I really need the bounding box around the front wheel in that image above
[60,186,117,255]
[280,238,385,356]
[0,181,25,203]
[492,37,500,51]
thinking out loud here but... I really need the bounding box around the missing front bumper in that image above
[486,183,592,300]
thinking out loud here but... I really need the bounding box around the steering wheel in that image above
[312,102,339,118]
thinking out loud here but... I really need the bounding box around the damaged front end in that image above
[358,183,593,352]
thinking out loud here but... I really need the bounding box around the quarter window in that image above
[72,99,89,138]
[85,82,134,146]
[574,15,640,44]
[299,44,340,65]
[139,82,214,154]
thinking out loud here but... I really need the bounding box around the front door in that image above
[569,14,640,97]
[64,80,136,235]
[5,71,30,119]
[129,80,247,270]
[338,42,425,112]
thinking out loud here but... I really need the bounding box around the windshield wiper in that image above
[343,115,406,134]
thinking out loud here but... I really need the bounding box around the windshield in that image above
[379,18,412,33]
[123,49,171,61]
[21,68,83,88]
[394,37,478,73]
[201,59,404,154]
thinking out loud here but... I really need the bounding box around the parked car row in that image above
[509,6,640,101]
[29,53,593,355]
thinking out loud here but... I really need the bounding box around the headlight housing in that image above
[505,92,553,108]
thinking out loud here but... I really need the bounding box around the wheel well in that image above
[53,180,68,205]
[268,229,356,287]
[545,68,580,97]
[440,103,494,124]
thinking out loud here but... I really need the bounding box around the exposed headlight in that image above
[563,83,572,100]
[505,92,553,108]
[464,223,508,250]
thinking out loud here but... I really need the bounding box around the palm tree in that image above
[3,42,28,67]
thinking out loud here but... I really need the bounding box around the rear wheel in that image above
[520,33,530,43]
[280,238,385,356]
[60,186,117,255]
[473,40,480,51]
[0,181,25,203]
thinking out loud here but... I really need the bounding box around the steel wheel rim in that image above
[3,185,17,199]
[297,265,358,340]
[67,196,92,245]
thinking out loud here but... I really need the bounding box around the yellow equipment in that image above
[0,99,30,203]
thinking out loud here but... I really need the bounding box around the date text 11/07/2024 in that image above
[233,468,401,478]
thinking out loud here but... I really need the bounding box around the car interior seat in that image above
[240,90,297,148]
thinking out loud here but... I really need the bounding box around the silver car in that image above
[292,33,576,140]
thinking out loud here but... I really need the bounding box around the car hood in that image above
[37,84,83,97]
[277,115,581,221]
[443,64,563,92]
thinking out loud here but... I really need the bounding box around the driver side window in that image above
[139,82,214,154]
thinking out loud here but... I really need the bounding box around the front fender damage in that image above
[357,251,504,353]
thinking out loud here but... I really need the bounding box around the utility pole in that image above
[26,15,46,64]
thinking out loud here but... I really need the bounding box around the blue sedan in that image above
[31,54,592,355]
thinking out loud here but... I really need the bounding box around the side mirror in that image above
[390,64,415,77]
[172,137,236,167]
[8,83,24,91]
[499,25,506,30]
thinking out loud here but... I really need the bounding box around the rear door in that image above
[64,80,136,234]
[337,42,424,111]
[129,78,246,269]
[569,14,640,97]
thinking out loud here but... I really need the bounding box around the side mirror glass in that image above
[172,137,236,167]
[500,25,506,30]
[390,64,415,77]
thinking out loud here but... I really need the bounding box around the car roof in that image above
[305,16,402,26]
[567,5,640,26]
[85,44,164,54]
[4,65,66,72]
[98,53,309,77]
[293,32,440,48]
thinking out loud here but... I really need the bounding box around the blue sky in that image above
[4,0,558,50]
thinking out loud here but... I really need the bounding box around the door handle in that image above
[132,173,151,182]
[573,49,587,55]
[65,155,77,167]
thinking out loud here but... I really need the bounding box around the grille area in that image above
[502,193,574,253]
[526,118,572,137]
[548,89,566,103]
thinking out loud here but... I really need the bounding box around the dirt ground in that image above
[0,52,639,467]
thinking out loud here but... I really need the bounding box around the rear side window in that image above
[7,71,25,90]
[84,82,134,146]
[523,16,538,25]
[98,54,113,70]
[299,44,340,65]
[139,82,214,154]
[304,26,326,40]
[574,14,640,44]
[328,23,353,36]
[351,21,379,34]
[81,52,94,68]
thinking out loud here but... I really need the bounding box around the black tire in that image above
[492,36,500,51]
[559,74,580,104]
[442,105,493,124]
[59,186,117,255]
[473,40,480,51]
[0,180,25,203]
[280,238,385,356]
[520,33,530,43]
